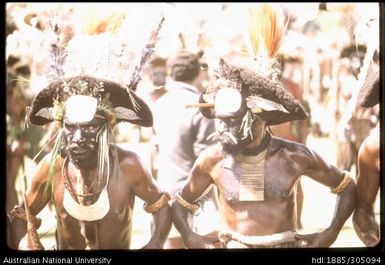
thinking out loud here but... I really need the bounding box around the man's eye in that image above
[229,118,240,125]
[85,125,98,132]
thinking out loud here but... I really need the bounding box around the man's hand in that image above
[353,208,380,247]
[8,206,42,228]
[295,228,338,248]
[357,227,380,247]
[184,232,220,249]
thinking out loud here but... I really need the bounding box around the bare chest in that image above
[212,154,299,203]
[52,169,134,249]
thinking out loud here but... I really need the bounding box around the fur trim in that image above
[200,59,308,125]
[29,75,153,127]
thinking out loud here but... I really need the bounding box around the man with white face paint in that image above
[8,76,172,250]
[7,15,171,249]
[171,4,356,248]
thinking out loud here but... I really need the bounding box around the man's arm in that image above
[296,145,357,247]
[171,149,219,248]
[127,154,171,249]
[7,140,25,248]
[8,153,53,249]
[352,134,380,246]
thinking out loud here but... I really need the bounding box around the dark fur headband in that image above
[29,75,153,127]
[199,58,308,126]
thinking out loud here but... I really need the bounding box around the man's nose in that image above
[72,129,85,143]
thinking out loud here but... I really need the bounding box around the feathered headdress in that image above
[28,15,165,127]
[199,4,308,126]
[25,13,165,197]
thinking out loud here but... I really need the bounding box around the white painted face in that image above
[65,95,97,123]
[214,88,242,117]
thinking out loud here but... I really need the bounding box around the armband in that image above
[143,193,170,213]
[330,171,352,194]
[175,193,200,214]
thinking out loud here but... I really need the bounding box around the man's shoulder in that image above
[114,145,148,176]
[269,137,318,166]
[191,144,224,173]
[114,145,141,164]
[270,136,309,153]
[196,144,223,162]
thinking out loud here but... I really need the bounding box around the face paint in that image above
[216,111,267,155]
[215,111,248,154]
[65,95,98,123]
[214,88,243,117]
[63,117,105,168]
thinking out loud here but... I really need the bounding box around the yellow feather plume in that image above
[83,12,126,35]
[246,4,288,58]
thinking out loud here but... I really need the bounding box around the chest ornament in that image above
[235,149,267,201]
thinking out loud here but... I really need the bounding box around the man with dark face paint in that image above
[171,4,356,248]
[63,117,104,168]
[8,76,172,250]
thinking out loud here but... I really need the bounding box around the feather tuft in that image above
[126,16,165,92]
[83,12,126,36]
[246,4,287,58]
[43,17,73,82]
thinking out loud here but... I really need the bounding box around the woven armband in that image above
[331,171,352,194]
[143,193,171,214]
[175,193,200,214]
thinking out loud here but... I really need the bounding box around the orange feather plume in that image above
[83,12,126,35]
[246,4,288,58]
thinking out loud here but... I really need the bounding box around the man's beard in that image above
[220,133,254,155]
[65,145,99,169]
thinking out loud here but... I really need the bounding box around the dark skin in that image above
[270,121,308,229]
[352,125,379,246]
[172,115,356,248]
[11,117,171,249]
[7,139,24,249]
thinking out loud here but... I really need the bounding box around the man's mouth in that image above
[70,147,90,155]
[207,131,239,146]
[221,132,238,145]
